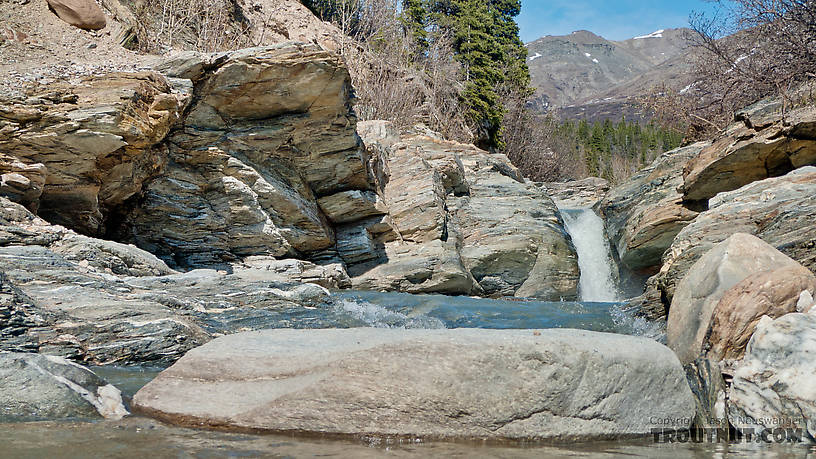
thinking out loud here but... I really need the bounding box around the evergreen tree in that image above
[402,0,429,55]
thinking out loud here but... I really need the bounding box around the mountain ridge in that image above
[526,27,695,121]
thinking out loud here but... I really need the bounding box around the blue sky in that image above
[517,0,721,42]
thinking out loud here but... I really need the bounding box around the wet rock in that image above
[0,352,127,421]
[656,166,816,303]
[600,142,708,273]
[684,358,727,429]
[0,198,347,365]
[728,312,816,441]
[667,233,801,365]
[133,328,694,441]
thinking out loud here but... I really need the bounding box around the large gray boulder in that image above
[0,352,127,421]
[728,312,816,441]
[666,233,801,365]
[133,328,694,441]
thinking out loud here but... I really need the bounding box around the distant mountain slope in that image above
[526,28,695,121]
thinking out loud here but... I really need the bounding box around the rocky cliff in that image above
[0,40,580,339]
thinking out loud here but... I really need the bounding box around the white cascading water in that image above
[560,208,622,302]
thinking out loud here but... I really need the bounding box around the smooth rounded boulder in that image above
[0,352,127,421]
[46,0,107,30]
[667,233,801,365]
[133,328,694,442]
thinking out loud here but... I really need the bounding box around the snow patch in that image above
[633,29,664,40]
[529,52,542,61]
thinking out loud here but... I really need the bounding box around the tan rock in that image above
[0,72,188,235]
[667,233,801,365]
[706,265,816,361]
[46,0,107,30]
[682,102,816,202]
[318,190,386,224]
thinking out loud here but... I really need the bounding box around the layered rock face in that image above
[600,142,708,273]
[133,328,694,441]
[121,45,365,268]
[2,44,577,301]
[682,100,816,202]
[656,166,816,303]
[0,197,349,365]
[0,72,189,235]
[348,123,579,300]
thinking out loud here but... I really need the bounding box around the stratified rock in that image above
[0,154,46,212]
[541,177,609,209]
[684,358,727,429]
[0,352,127,421]
[707,265,816,361]
[453,146,578,299]
[133,328,694,441]
[0,72,189,235]
[318,190,386,224]
[728,312,816,441]
[0,198,347,364]
[682,102,816,202]
[600,142,708,272]
[349,125,579,300]
[657,166,816,303]
[46,0,107,30]
[667,233,800,365]
[126,44,366,268]
[350,239,478,295]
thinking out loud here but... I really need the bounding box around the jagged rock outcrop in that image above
[600,142,708,273]
[123,44,364,268]
[1,45,578,301]
[133,328,695,441]
[0,72,189,235]
[0,352,127,421]
[656,166,816,303]
[347,122,579,300]
[666,233,803,365]
[682,99,816,202]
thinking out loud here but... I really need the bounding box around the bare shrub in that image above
[130,0,254,52]
[308,0,471,142]
[643,0,816,139]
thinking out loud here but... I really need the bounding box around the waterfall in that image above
[560,208,622,302]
